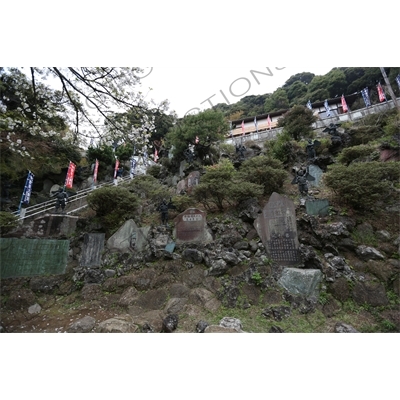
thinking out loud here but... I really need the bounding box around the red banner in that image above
[341,95,348,113]
[93,159,99,183]
[377,83,386,102]
[65,161,76,189]
[267,115,272,130]
[114,159,120,179]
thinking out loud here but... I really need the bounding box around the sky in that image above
[140,67,334,118]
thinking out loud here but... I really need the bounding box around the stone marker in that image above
[305,199,330,217]
[255,192,301,265]
[165,243,176,254]
[278,268,322,297]
[176,179,187,195]
[308,164,324,187]
[187,171,200,194]
[174,208,212,244]
[107,219,150,252]
[80,233,105,267]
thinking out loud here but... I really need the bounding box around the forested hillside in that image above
[212,67,400,120]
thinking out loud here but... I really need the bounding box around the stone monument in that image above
[255,192,301,266]
[107,219,150,252]
[187,171,200,194]
[174,208,212,244]
[80,233,105,267]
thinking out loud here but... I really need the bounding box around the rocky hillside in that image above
[1,117,400,334]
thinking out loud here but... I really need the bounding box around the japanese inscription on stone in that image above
[174,208,208,244]
[80,233,105,267]
[255,192,301,266]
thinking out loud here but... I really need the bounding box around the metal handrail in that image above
[12,175,132,221]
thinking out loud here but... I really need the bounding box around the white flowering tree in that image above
[0,67,171,179]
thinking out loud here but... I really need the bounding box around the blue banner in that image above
[22,171,34,204]
[361,88,371,107]
[396,75,400,90]
[324,99,331,117]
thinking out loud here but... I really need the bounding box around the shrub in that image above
[86,186,140,234]
[238,155,287,195]
[146,164,162,179]
[265,131,295,164]
[193,159,263,211]
[170,195,197,213]
[277,105,317,141]
[337,144,377,166]
[324,161,400,210]
[0,211,19,235]
[126,175,171,203]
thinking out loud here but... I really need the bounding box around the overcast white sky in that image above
[141,67,334,117]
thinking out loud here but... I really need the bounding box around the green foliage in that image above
[165,109,229,161]
[265,131,297,164]
[251,272,263,286]
[287,81,308,107]
[238,155,287,195]
[86,145,115,166]
[170,195,197,213]
[277,105,317,141]
[193,159,263,211]
[318,291,329,306]
[115,143,134,162]
[383,111,400,138]
[264,88,289,113]
[324,161,400,210]
[0,211,19,234]
[126,175,171,203]
[380,319,397,332]
[219,143,236,157]
[86,186,140,234]
[146,164,162,179]
[337,144,377,166]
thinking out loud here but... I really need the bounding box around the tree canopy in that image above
[165,109,229,161]
[0,67,172,147]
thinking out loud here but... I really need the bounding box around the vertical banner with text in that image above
[93,159,99,183]
[65,162,76,189]
[18,171,35,214]
[114,159,120,179]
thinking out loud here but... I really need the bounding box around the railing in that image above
[12,176,132,222]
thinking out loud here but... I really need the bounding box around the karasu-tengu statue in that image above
[291,168,315,196]
[305,139,321,161]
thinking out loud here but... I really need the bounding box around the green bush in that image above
[193,159,263,211]
[0,211,19,235]
[146,164,162,179]
[238,155,287,195]
[127,175,171,203]
[324,161,400,210]
[86,186,140,234]
[277,105,317,141]
[337,144,377,166]
[265,131,295,164]
[170,195,197,213]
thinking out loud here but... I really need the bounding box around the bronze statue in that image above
[306,139,321,160]
[291,168,315,196]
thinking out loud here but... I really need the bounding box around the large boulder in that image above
[352,278,389,307]
[67,316,96,333]
[356,245,385,261]
[278,268,322,297]
[97,315,139,333]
